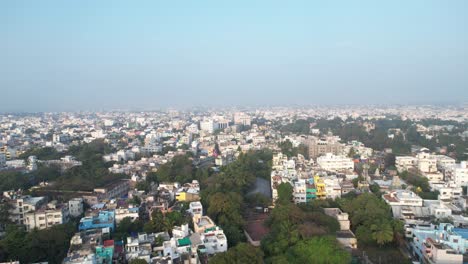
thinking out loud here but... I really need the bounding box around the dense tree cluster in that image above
[200,151,273,246]
[148,154,195,184]
[339,193,402,246]
[0,222,76,264]
[143,210,186,235]
[277,140,309,159]
[0,140,128,192]
[0,165,61,192]
[51,140,127,191]
[399,171,439,200]
[19,146,61,160]
[209,243,264,264]
[278,118,468,160]
[261,183,346,263]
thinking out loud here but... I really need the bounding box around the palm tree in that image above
[371,220,394,246]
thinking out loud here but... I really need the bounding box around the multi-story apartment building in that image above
[407,223,467,264]
[93,179,130,200]
[68,198,84,218]
[308,136,343,159]
[316,153,354,172]
[417,152,438,173]
[448,162,468,187]
[24,202,69,231]
[6,194,46,225]
[396,156,418,172]
[233,112,251,126]
[200,120,217,133]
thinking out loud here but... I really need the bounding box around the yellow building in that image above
[314,175,326,200]
[175,192,200,202]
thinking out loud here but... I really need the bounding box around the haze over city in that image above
[2,0,468,112]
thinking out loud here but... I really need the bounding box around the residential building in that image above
[308,137,343,159]
[93,180,130,200]
[324,208,357,249]
[233,112,251,126]
[79,210,115,232]
[408,223,468,264]
[383,190,424,207]
[24,201,69,231]
[316,153,354,172]
[396,156,418,172]
[449,162,468,187]
[188,201,203,217]
[6,194,46,225]
[69,198,84,218]
[63,229,104,264]
[115,206,139,224]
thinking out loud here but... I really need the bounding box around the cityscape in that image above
[2,1,468,264]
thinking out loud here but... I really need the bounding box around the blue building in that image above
[79,210,115,232]
[407,223,468,263]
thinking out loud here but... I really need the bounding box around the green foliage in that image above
[0,164,61,192]
[399,171,430,192]
[284,236,351,264]
[0,222,76,263]
[50,140,126,191]
[154,155,194,183]
[339,193,401,246]
[262,200,340,260]
[276,183,293,205]
[201,150,273,247]
[207,192,245,246]
[277,140,309,159]
[113,217,144,241]
[19,147,61,160]
[279,119,310,134]
[209,243,264,264]
[143,211,186,234]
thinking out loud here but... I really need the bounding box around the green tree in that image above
[371,220,394,246]
[276,183,293,205]
[210,243,264,264]
[285,236,351,264]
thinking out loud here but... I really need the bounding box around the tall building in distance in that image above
[308,136,344,160]
[233,112,251,126]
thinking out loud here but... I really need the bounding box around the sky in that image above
[1,0,468,112]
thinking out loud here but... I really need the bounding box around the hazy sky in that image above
[1,1,468,112]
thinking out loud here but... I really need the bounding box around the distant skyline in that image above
[2,1,468,112]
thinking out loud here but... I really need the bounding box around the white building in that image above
[382,190,423,207]
[7,194,46,225]
[24,202,69,231]
[449,162,468,187]
[201,226,228,254]
[293,180,307,204]
[188,201,203,217]
[200,120,217,134]
[233,112,251,126]
[316,153,354,172]
[68,198,84,217]
[417,152,438,173]
[435,155,456,170]
[396,156,418,172]
[323,176,342,199]
[115,206,139,224]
